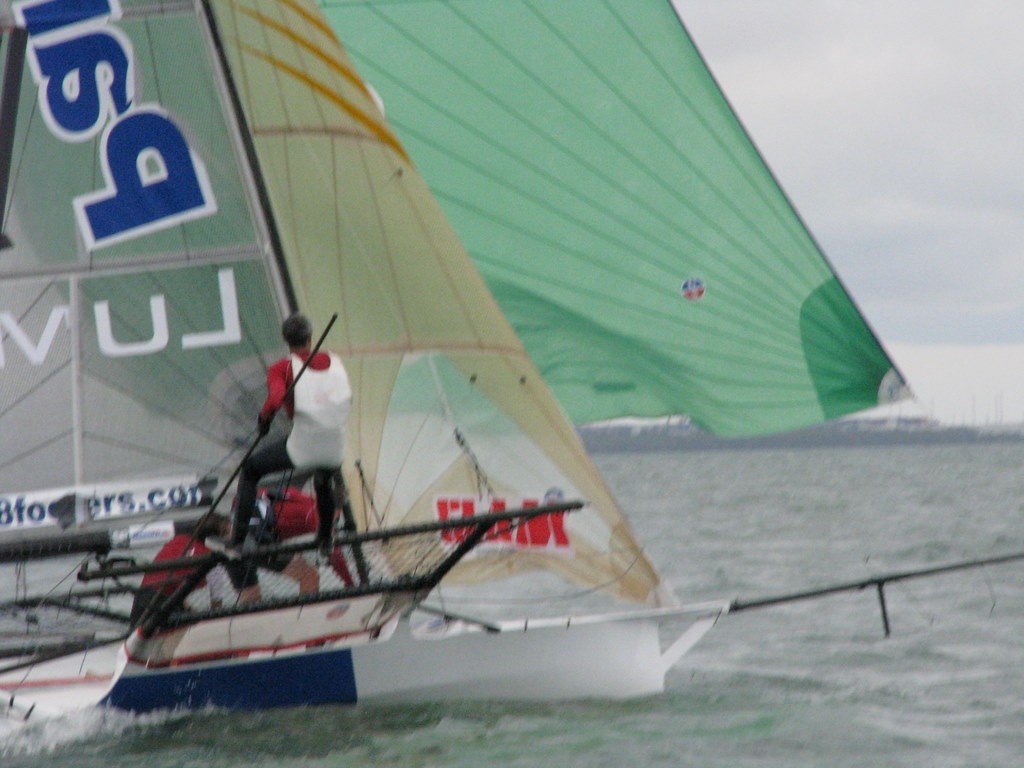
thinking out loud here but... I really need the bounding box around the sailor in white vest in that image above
[229,313,351,552]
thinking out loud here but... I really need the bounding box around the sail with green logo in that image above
[318,0,909,436]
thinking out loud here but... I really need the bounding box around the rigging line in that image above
[377,150,520,353]
[0,585,139,618]
[0,429,72,475]
[203,0,298,313]
[354,460,383,528]
[425,353,458,425]
[202,430,255,477]
[79,369,239,450]
[2,54,35,240]
[15,561,26,603]
[0,280,69,359]
[83,431,227,470]
[0,246,268,282]
[0,286,73,424]
[453,427,494,500]
[0,357,70,422]
[12,552,97,617]
[981,565,999,617]
[884,578,937,633]
[0,28,24,246]
[359,399,441,526]
[223,312,279,402]
[457,356,592,477]
[76,279,267,445]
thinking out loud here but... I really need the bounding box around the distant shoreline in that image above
[578,421,1024,453]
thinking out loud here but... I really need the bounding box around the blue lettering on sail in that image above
[0,481,207,530]
[77,109,217,248]
[14,0,217,249]
[31,30,132,139]
[16,0,112,37]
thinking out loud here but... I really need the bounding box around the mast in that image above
[198,0,297,314]
[0,27,27,250]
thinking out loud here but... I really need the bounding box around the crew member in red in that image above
[227,486,355,603]
[129,514,232,625]
[229,313,351,551]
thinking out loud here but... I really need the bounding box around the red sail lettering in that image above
[435,496,570,551]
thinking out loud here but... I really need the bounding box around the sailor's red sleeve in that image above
[260,358,292,421]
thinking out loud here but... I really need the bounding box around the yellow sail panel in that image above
[207,0,665,605]
[348,352,664,604]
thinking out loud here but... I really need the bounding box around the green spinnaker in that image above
[319,0,906,436]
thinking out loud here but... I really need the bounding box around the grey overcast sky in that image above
[676,1,1024,425]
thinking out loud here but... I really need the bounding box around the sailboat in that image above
[0,0,905,719]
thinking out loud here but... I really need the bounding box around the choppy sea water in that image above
[2,441,1022,767]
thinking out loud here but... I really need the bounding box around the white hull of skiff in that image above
[0,601,728,720]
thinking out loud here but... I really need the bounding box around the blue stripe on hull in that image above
[100,647,358,712]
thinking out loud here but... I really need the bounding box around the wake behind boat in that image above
[0,0,903,720]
